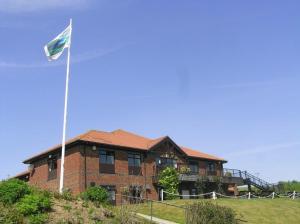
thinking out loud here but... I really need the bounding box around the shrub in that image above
[27,214,48,224]
[179,166,191,174]
[158,167,179,200]
[61,189,74,201]
[114,205,142,224]
[0,203,24,224]
[53,189,74,201]
[186,201,239,224]
[81,186,109,206]
[16,193,52,216]
[0,179,31,205]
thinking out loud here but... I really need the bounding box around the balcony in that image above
[152,165,244,185]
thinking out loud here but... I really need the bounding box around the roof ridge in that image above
[111,129,154,141]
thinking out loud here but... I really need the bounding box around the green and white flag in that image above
[44,25,72,61]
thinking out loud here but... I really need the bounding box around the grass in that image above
[136,198,300,224]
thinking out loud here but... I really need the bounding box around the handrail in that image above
[223,168,274,190]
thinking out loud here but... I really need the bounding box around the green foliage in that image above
[27,214,48,224]
[195,176,226,194]
[81,186,109,206]
[53,189,74,201]
[224,172,232,177]
[214,177,226,194]
[277,180,300,193]
[158,167,179,200]
[16,193,52,216]
[186,201,239,224]
[0,203,24,224]
[63,204,72,212]
[195,177,209,194]
[179,166,191,174]
[0,179,31,205]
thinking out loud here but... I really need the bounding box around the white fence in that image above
[161,190,299,201]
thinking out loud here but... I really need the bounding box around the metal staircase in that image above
[223,168,275,192]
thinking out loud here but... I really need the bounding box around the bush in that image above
[16,193,52,216]
[186,201,239,224]
[61,189,74,201]
[0,203,24,224]
[0,179,31,205]
[53,189,74,201]
[158,167,179,200]
[27,214,48,224]
[81,187,109,206]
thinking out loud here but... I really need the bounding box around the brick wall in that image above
[29,146,82,194]
[82,145,159,204]
[27,140,224,205]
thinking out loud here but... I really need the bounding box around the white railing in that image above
[161,190,298,201]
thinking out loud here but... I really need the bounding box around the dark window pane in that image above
[100,156,106,164]
[135,159,141,167]
[107,155,114,164]
[48,158,57,180]
[128,158,134,166]
[128,153,141,168]
[99,150,115,165]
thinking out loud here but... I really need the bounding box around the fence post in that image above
[292,190,296,200]
[212,191,216,200]
[150,200,153,222]
[121,192,123,206]
[272,192,275,199]
[161,189,164,201]
[248,192,251,200]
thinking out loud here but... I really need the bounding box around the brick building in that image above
[15,129,240,204]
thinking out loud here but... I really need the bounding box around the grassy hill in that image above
[0,179,148,224]
[137,198,300,224]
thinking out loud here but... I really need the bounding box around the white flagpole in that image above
[59,18,72,193]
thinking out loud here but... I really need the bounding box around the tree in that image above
[158,167,179,200]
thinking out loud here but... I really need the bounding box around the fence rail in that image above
[117,190,299,224]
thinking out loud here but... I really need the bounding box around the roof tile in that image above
[23,129,225,163]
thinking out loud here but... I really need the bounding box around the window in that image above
[189,162,199,174]
[101,185,116,205]
[207,162,215,171]
[161,157,177,168]
[129,185,143,204]
[99,150,115,174]
[100,150,114,164]
[207,162,216,176]
[128,153,141,175]
[48,157,57,180]
[128,153,141,167]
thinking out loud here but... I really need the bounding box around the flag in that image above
[44,25,72,61]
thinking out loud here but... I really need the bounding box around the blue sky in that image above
[0,0,299,183]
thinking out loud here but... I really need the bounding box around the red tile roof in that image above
[23,129,226,163]
[180,146,225,161]
[13,170,30,179]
